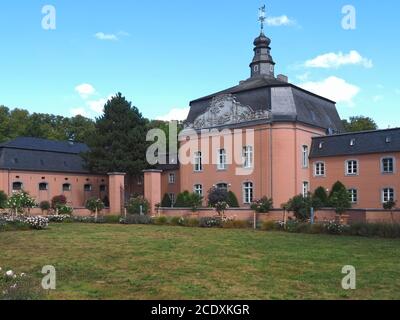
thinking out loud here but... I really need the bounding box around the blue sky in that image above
[0,0,399,128]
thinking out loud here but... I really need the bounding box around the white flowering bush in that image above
[0,215,48,231]
[47,214,72,223]
[24,216,49,230]
[6,191,37,215]
[0,267,43,300]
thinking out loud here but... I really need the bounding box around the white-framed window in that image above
[243,146,253,169]
[349,189,358,203]
[346,160,358,175]
[382,188,395,203]
[12,182,23,191]
[137,177,143,185]
[314,162,326,177]
[168,173,176,184]
[194,152,203,172]
[84,184,92,192]
[100,185,107,192]
[39,182,48,191]
[217,149,227,170]
[169,193,176,206]
[382,157,394,174]
[62,183,71,192]
[194,184,203,196]
[302,145,309,168]
[302,182,309,197]
[243,182,254,204]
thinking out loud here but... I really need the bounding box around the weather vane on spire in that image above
[258,4,266,32]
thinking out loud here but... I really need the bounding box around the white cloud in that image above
[298,76,360,106]
[373,95,384,102]
[156,107,190,121]
[75,83,96,99]
[266,15,296,27]
[305,50,373,69]
[70,108,89,117]
[95,32,118,41]
[86,95,113,114]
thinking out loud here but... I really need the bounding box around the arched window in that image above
[12,182,23,191]
[39,182,48,191]
[62,183,71,192]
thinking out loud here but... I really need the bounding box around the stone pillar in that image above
[143,170,162,215]
[108,172,126,214]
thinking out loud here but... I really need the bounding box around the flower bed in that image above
[0,215,48,232]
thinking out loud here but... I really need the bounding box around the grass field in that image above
[1,223,400,300]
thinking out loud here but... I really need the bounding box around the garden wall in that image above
[27,207,111,217]
[157,208,400,224]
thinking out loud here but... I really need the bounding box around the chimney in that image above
[277,74,288,83]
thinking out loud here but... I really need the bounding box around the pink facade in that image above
[178,122,324,208]
[310,153,400,209]
[0,169,109,208]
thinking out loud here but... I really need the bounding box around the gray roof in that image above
[186,77,343,132]
[0,137,91,173]
[310,128,400,158]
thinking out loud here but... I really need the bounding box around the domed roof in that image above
[253,32,271,47]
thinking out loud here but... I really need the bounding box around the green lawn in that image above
[1,223,400,300]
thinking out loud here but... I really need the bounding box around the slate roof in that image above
[0,137,91,173]
[186,77,343,132]
[310,128,400,158]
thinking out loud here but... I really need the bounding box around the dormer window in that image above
[350,139,356,146]
[386,136,392,143]
[318,142,324,149]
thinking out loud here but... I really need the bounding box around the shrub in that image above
[313,187,329,207]
[347,223,400,238]
[23,216,49,230]
[168,216,180,226]
[283,195,312,222]
[39,201,51,212]
[57,205,73,216]
[38,201,50,214]
[329,181,347,200]
[207,187,228,207]
[6,191,37,215]
[174,191,191,208]
[119,214,153,225]
[85,198,105,213]
[330,188,352,215]
[161,193,172,208]
[153,216,168,225]
[127,196,150,215]
[222,219,249,229]
[185,218,200,228]
[310,223,325,234]
[251,197,273,213]
[199,216,222,228]
[51,195,67,210]
[261,220,276,231]
[102,215,121,224]
[0,191,8,209]
[214,201,229,216]
[227,191,240,208]
[324,221,348,235]
[47,215,72,223]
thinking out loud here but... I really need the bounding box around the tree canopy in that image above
[82,93,150,176]
[342,116,378,133]
[0,105,95,144]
